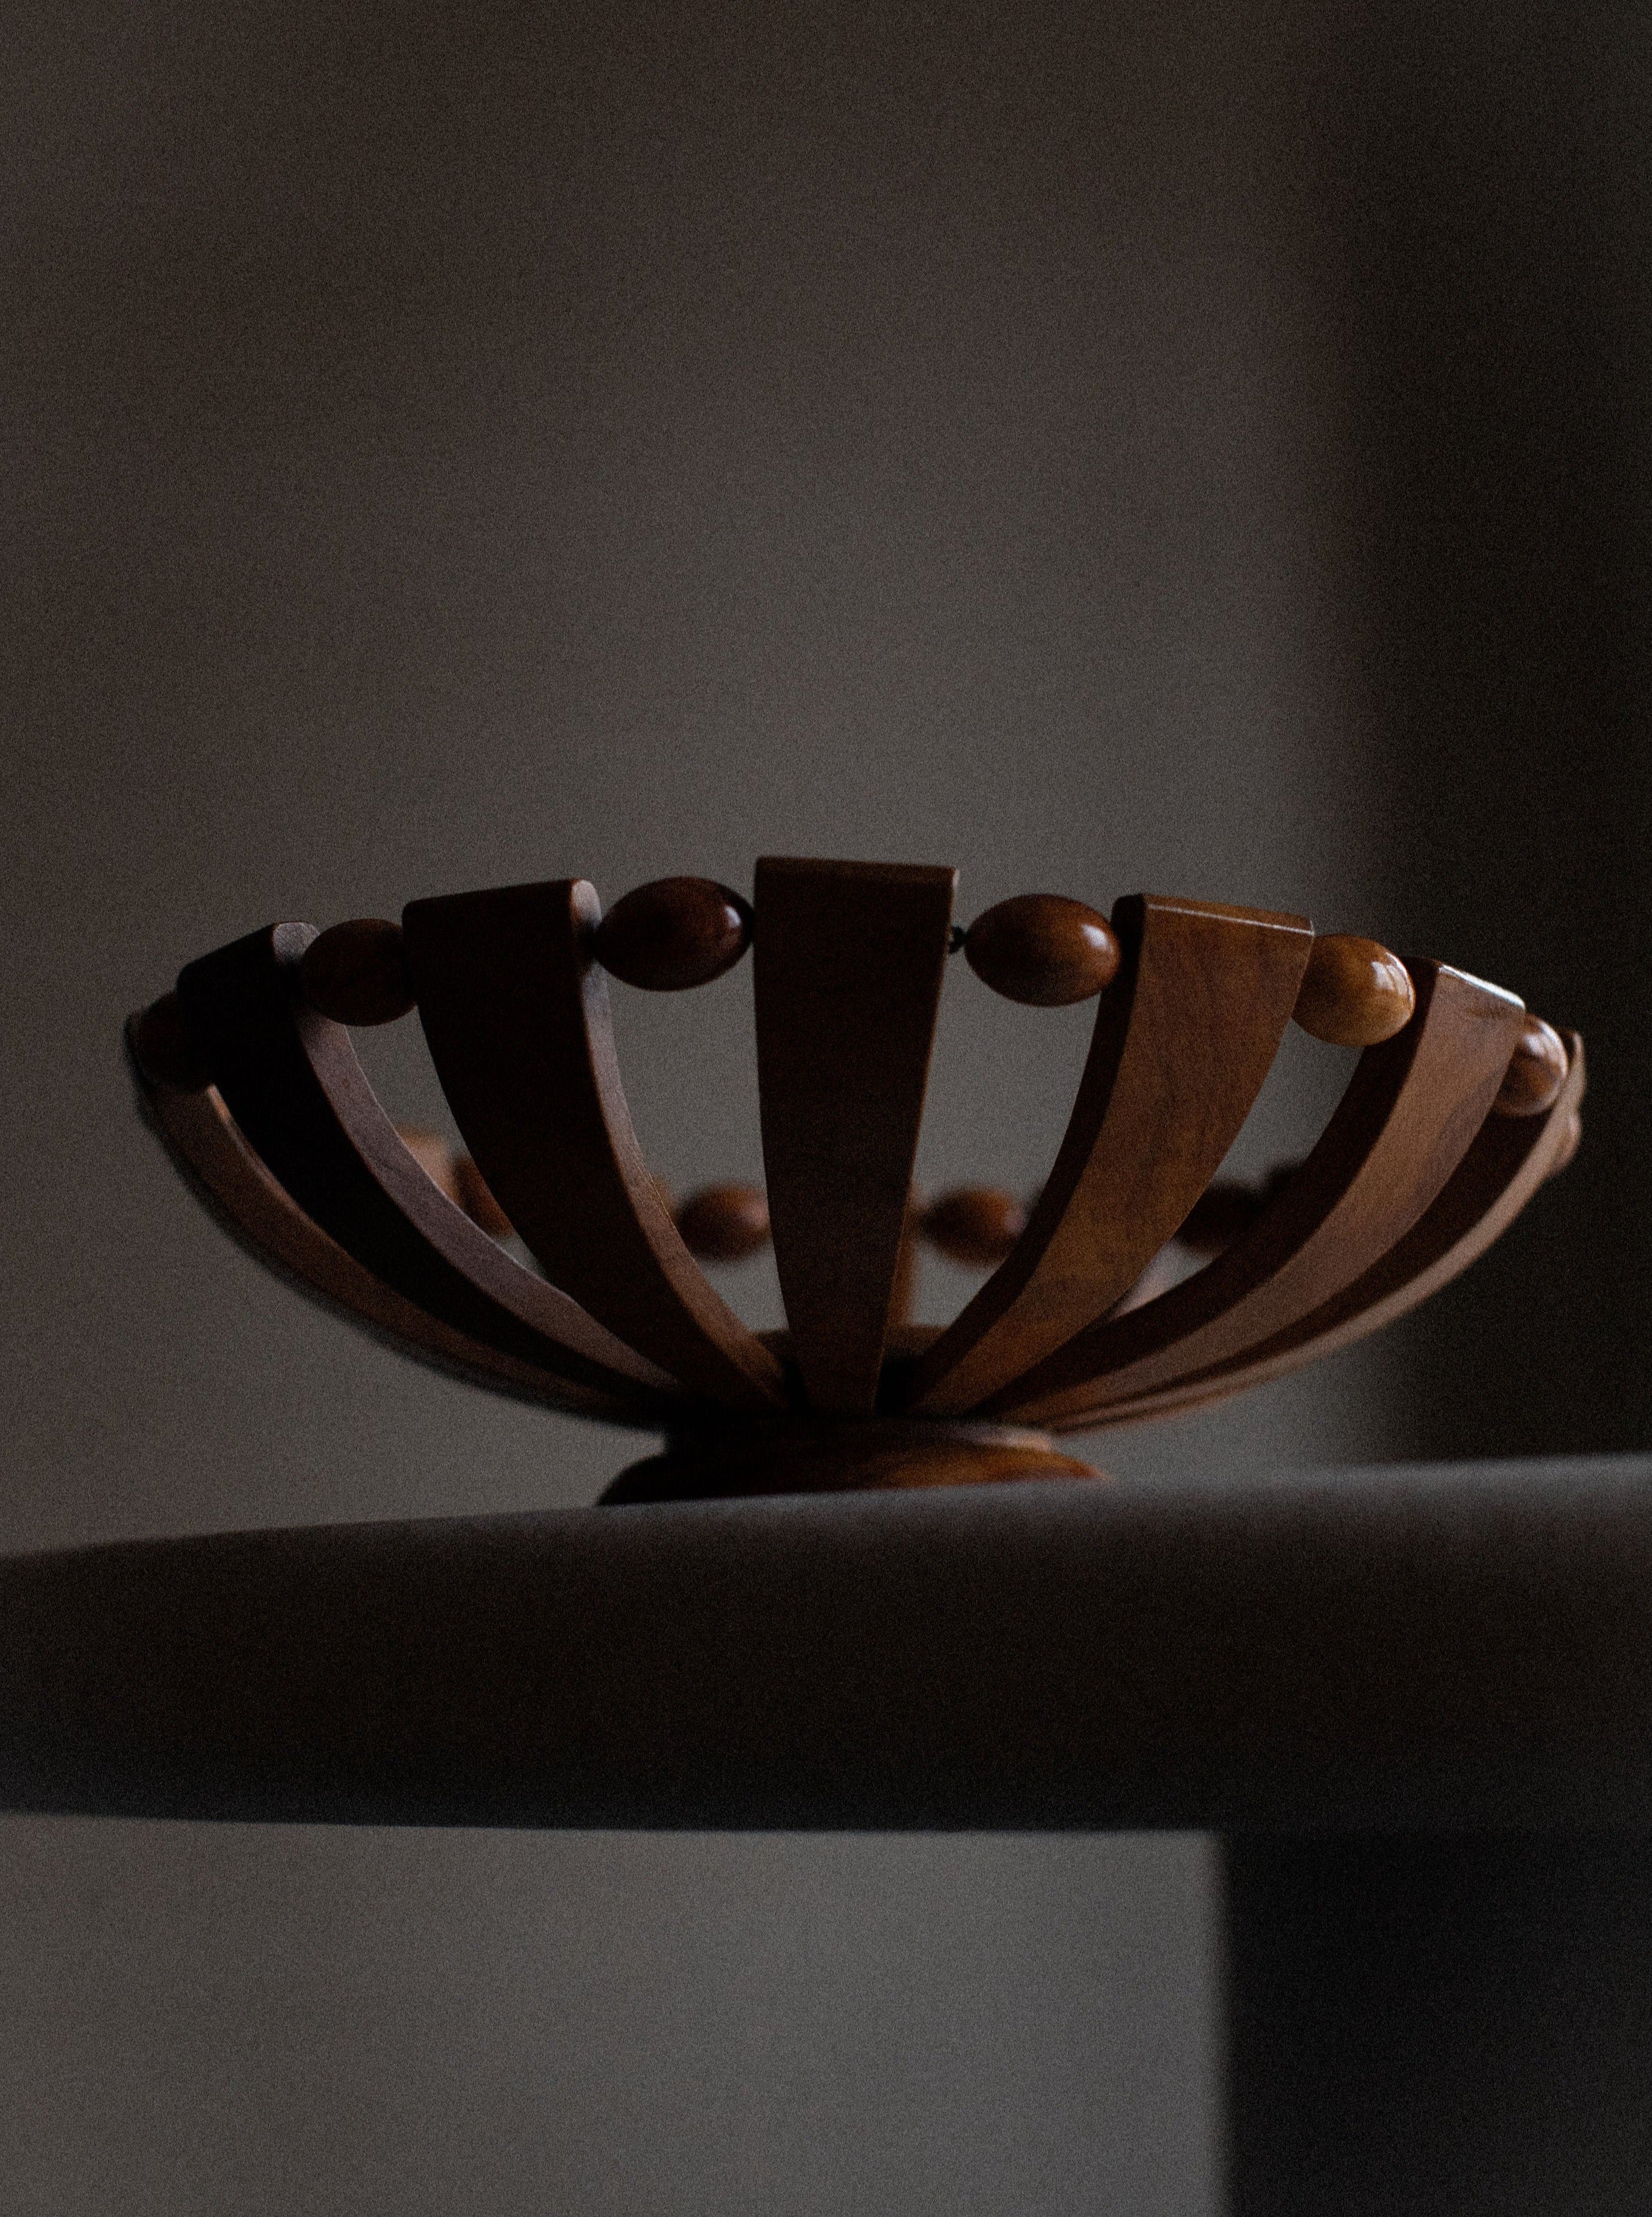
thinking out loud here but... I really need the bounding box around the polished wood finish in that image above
[753,857,956,1414]
[921,1187,1027,1265]
[132,1056,644,1421]
[1492,1012,1569,1116]
[174,923,675,1414]
[677,1182,771,1260]
[1292,933,1416,1046]
[137,863,1586,1491]
[403,880,786,1409]
[998,961,1528,1426]
[299,917,416,1026]
[909,897,1314,1416]
[961,893,1121,1006]
[129,991,213,1092]
[603,1416,1099,1503]
[1051,1034,1586,1434]
[594,875,752,991]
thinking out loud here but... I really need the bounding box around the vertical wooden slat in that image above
[999,962,1528,1424]
[907,897,1314,1415]
[1049,1033,1584,1433]
[175,923,673,1409]
[404,880,786,1411]
[131,1063,655,1423]
[754,857,957,1414]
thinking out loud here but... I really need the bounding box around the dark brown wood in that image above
[602,1416,1099,1503]
[299,918,416,1026]
[1052,1034,1586,1433]
[1492,1011,1570,1116]
[451,1152,513,1238]
[677,1183,771,1260]
[174,923,675,1412]
[961,894,1121,1007]
[594,875,752,992]
[129,991,213,1091]
[1176,1177,1269,1257]
[921,1187,1028,1265]
[1292,933,1416,1046]
[132,1057,645,1423]
[753,857,957,1414]
[403,880,786,1409]
[394,1126,513,1238]
[908,897,1314,1416]
[998,961,1528,1425]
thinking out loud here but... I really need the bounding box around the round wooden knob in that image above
[129,992,212,1092]
[300,920,415,1026]
[962,895,1121,1007]
[595,878,752,992]
[677,1183,771,1260]
[1550,1108,1583,1175]
[1492,1014,1569,1118]
[1292,934,1416,1047]
[921,1187,1027,1265]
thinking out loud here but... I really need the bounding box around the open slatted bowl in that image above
[128,858,1582,1501]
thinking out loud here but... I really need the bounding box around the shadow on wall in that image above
[1331,1,1652,1460]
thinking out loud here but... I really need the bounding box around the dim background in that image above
[4,1,1648,2210]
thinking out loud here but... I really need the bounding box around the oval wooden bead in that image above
[1292,934,1416,1047]
[595,877,752,992]
[962,895,1121,1007]
[301,919,416,1026]
[921,1187,1027,1265]
[129,992,213,1092]
[1492,1014,1569,1118]
[677,1182,772,1260]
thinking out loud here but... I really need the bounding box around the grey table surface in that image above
[1,1454,1648,1831]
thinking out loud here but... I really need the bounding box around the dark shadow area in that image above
[1328,1,1652,1456]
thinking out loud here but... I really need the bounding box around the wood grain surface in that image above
[174,924,674,1413]
[908,897,1314,1415]
[1049,1032,1585,1433]
[130,1048,653,1424]
[404,880,786,1409]
[753,857,956,1414]
[996,961,1528,1425]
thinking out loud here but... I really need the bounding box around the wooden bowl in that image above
[126,859,1582,1498]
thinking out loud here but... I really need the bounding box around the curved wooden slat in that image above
[993,961,1528,1425]
[175,925,675,1413]
[907,897,1314,1415]
[1049,1034,1585,1434]
[131,1055,652,1425]
[403,881,786,1411]
[753,857,956,1414]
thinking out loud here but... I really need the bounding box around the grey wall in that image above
[11,0,1621,2208]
